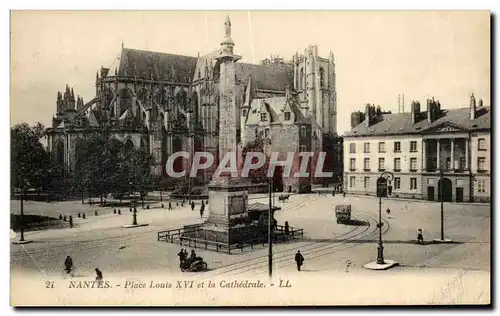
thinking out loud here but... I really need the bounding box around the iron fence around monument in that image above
[157,224,304,254]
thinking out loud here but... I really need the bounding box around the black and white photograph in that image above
[9,10,491,306]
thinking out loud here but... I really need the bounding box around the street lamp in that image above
[268,178,273,282]
[434,167,452,243]
[376,171,393,265]
[130,181,137,225]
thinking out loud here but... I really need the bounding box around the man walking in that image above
[200,201,205,218]
[417,229,424,244]
[95,268,103,281]
[295,250,304,271]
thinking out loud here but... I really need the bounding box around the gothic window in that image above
[299,68,304,90]
[213,61,221,81]
[319,67,325,88]
[284,112,291,121]
[55,140,64,165]
[177,89,188,111]
[191,91,199,119]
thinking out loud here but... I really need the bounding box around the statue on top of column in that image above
[225,15,231,38]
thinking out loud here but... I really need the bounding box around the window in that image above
[378,158,385,170]
[349,176,356,188]
[349,143,356,153]
[260,113,268,122]
[364,142,370,153]
[300,68,304,90]
[284,112,291,121]
[478,157,486,171]
[299,145,306,152]
[478,179,486,193]
[410,158,417,171]
[478,138,486,151]
[394,177,401,190]
[364,158,370,170]
[410,178,417,190]
[394,158,401,171]
[300,126,307,137]
[319,67,325,88]
[459,157,466,170]
[378,142,386,153]
[410,141,418,152]
[264,128,270,138]
[349,158,356,171]
[242,109,247,117]
[394,141,401,152]
[364,177,370,189]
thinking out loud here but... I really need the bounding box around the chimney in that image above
[365,104,371,127]
[411,101,420,124]
[470,93,477,120]
[427,99,433,123]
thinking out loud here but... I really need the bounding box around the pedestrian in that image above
[191,201,195,211]
[295,250,304,271]
[59,214,63,220]
[77,212,81,218]
[284,221,290,235]
[343,191,346,198]
[146,205,150,210]
[113,209,117,214]
[129,207,132,212]
[118,209,121,215]
[417,229,424,244]
[332,190,335,197]
[161,203,164,208]
[168,202,172,210]
[386,208,391,216]
[95,210,98,216]
[178,248,186,269]
[82,213,86,219]
[176,202,179,207]
[63,215,67,221]
[95,268,103,281]
[69,216,73,228]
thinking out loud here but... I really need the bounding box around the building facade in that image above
[343,94,491,203]
[45,16,339,192]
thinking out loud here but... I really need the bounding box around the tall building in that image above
[343,94,491,203]
[45,16,338,192]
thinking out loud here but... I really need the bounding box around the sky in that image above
[10,10,490,135]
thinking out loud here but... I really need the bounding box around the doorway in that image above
[427,186,435,201]
[456,187,464,202]
[438,178,453,202]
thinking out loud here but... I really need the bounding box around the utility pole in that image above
[20,187,25,242]
[268,179,273,281]
[440,168,444,240]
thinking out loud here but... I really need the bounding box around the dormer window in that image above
[260,113,268,122]
[284,112,291,121]
[242,109,247,117]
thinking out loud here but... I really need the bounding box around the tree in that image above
[241,134,270,184]
[11,123,50,241]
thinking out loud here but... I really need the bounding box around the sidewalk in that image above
[347,193,490,207]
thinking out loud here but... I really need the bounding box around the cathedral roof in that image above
[235,63,293,92]
[118,48,198,83]
[344,106,491,137]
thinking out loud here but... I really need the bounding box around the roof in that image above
[246,96,310,125]
[247,202,281,212]
[235,63,293,92]
[193,50,220,81]
[344,107,491,137]
[118,48,197,83]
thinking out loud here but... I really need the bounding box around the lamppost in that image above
[434,167,452,243]
[268,178,273,282]
[376,171,394,265]
[130,181,137,225]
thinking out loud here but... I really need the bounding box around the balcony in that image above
[349,168,356,172]
[410,169,418,172]
[394,169,401,172]
[477,169,488,174]
[363,168,371,172]
[378,168,386,172]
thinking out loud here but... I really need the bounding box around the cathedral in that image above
[45,16,339,193]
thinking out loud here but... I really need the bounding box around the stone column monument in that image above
[202,16,253,243]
